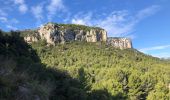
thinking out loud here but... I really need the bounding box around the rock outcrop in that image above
[37,23,107,45]
[24,36,38,43]
[107,37,132,49]
[22,23,133,49]
[21,29,40,44]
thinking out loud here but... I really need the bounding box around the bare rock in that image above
[107,37,132,49]
[24,36,38,43]
[23,23,133,49]
[37,23,107,45]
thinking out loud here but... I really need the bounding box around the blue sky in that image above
[0,0,170,58]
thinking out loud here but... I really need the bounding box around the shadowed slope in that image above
[0,31,118,100]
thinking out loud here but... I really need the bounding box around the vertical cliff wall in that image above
[22,23,133,49]
[107,37,132,49]
[37,23,107,45]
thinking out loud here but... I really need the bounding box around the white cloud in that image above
[71,11,133,37]
[0,17,19,24]
[139,45,170,53]
[97,11,134,37]
[0,9,8,16]
[13,0,28,13]
[135,5,160,21]
[71,5,160,37]
[14,0,24,4]
[47,0,66,20]
[139,44,170,58]
[0,17,8,23]
[31,4,44,27]
[31,5,43,20]
[19,4,28,13]
[6,25,18,30]
[11,18,19,24]
[72,19,87,25]
[151,52,170,58]
[71,12,93,25]
[0,16,19,29]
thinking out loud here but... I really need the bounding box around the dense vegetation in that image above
[0,31,170,100]
[19,22,103,37]
[56,23,103,31]
[19,29,38,37]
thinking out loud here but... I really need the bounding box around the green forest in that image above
[0,31,170,100]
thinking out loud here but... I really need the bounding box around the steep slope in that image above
[0,30,170,100]
[0,31,88,100]
[31,40,170,100]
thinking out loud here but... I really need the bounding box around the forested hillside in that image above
[0,31,170,100]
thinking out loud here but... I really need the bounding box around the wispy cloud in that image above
[71,12,93,25]
[0,17,8,23]
[6,25,18,30]
[135,5,160,21]
[152,52,170,58]
[0,9,8,16]
[0,8,8,24]
[0,7,19,30]
[11,18,19,24]
[71,11,133,37]
[47,0,66,20]
[139,44,170,58]
[13,0,28,13]
[0,16,19,30]
[139,45,170,53]
[71,5,160,38]
[0,17,19,24]
[31,3,46,27]
[3,19,19,30]
[31,4,44,20]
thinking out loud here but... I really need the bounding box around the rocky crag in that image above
[107,37,132,49]
[23,22,132,49]
[24,23,107,45]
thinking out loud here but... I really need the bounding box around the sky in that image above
[0,0,170,58]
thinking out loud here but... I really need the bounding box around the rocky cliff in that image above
[107,37,132,49]
[24,23,107,45]
[23,23,132,49]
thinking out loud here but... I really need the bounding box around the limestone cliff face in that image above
[22,30,39,43]
[37,23,107,45]
[24,36,38,43]
[22,23,133,49]
[107,37,132,49]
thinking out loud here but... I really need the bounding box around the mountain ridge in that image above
[18,22,133,49]
[0,30,170,100]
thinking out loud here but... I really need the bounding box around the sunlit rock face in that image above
[23,23,132,49]
[107,37,132,49]
[24,36,38,44]
[23,30,39,44]
[37,23,107,45]
[38,23,58,45]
